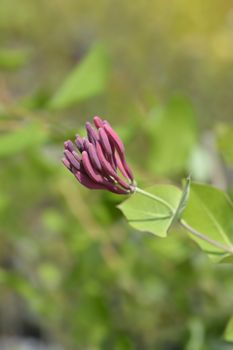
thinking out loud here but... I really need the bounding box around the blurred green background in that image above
[0,1,233,349]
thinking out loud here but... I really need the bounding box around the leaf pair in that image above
[119,181,233,263]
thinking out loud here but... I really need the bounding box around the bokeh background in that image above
[0,1,233,349]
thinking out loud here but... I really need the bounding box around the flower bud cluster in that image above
[62,116,135,194]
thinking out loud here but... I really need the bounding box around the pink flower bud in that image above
[75,135,84,152]
[81,151,105,185]
[63,116,135,195]
[93,116,104,129]
[85,122,99,144]
[64,150,80,171]
[98,127,113,157]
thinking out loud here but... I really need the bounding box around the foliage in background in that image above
[0,1,233,349]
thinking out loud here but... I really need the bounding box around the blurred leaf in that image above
[38,263,61,290]
[220,255,233,263]
[0,193,9,212]
[188,145,213,182]
[0,48,30,70]
[216,124,233,166]
[0,269,48,313]
[182,183,233,261]
[118,185,181,237]
[224,316,233,342]
[185,317,205,350]
[149,230,189,262]
[49,44,110,109]
[42,209,65,232]
[0,121,48,157]
[20,89,51,110]
[146,96,197,176]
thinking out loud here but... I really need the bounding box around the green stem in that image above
[135,187,174,215]
[180,220,233,255]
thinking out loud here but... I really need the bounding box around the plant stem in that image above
[135,187,174,215]
[180,220,233,255]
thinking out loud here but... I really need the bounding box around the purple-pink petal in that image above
[64,140,75,153]
[74,171,107,190]
[93,116,104,129]
[114,152,130,179]
[72,150,81,162]
[86,142,102,171]
[120,158,134,181]
[83,138,89,151]
[62,157,72,171]
[81,151,105,184]
[103,124,125,155]
[64,150,81,170]
[103,125,133,181]
[98,127,113,157]
[75,135,84,152]
[96,142,130,190]
[85,122,99,144]
[103,124,133,181]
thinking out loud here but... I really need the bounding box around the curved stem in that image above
[135,187,174,215]
[180,220,233,255]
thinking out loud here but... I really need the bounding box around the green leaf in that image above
[224,316,233,342]
[220,255,233,264]
[182,183,233,261]
[216,123,233,166]
[49,44,110,109]
[0,48,30,71]
[118,185,181,237]
[146,96,197,176]
[0,121,48,157]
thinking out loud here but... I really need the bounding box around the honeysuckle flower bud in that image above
[64,140,75,152]
[72,150,81,162]
[62,116,135,195]
[93,116,104,129]
[98,127,113,158]
[103,123,134,181]
[85,122,99,144]
[86,141,102,171]
[64,150,81,171]
[62,157,72,171]
[75,135,84,152]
